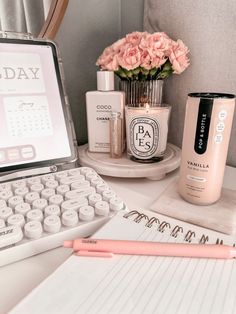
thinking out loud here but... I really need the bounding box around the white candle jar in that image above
[125,104,171,163]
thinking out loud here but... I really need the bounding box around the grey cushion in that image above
[144,0,236,166]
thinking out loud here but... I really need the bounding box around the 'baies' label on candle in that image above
[129,117,159,158]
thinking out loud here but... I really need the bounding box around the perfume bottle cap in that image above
[97,71,114,91]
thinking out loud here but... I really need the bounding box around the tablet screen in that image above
[0,39,74,171]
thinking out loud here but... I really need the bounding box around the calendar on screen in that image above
[0,39,73,169]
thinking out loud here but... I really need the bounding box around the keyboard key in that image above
[60,175,85,185]
[7,214,25,228]
[41,174,55,184]
[71,181,90,190]
[24,221,43,239]
[44,205,60,217]
[0,207,13,221]
[12,180,26,190]
[0,225,23,248]
[0,219,5,228]
[95,201,110,216]
[0,200,6,208]
[88,193,102,206]
[90,178,104,187]
[85,173,99,181]
[54,171,68,180]
[61,198,88,213]
[102,190,116,202]
[49,194,63,206]
[44,215,61,233]
[15,203,31,215]
[27,177,41,186]
[30,183,44,193]
[110,197,125,211]
[68,169,81,176]
[32,198,48,211]
[96,184,110,194]
[15,187,29,197]
[65,187,96,200]
[45,180,59,189]
[25,192,40,204]
[8,196,24,208]
[56,184,70,196]
[79,206,95,221]
[80,167,94,175]
[0,183,11,192]
[0,190,13,201]
[26,209,43,222]
[62,210,78,227]
[41,188,55,200]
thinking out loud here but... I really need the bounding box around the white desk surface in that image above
[1,166,236,314]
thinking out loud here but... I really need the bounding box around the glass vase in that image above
[120,79,171,163]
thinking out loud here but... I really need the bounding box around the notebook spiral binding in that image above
[123,210,230,245]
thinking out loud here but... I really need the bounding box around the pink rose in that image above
[126,31,144,45]
[151,51,167,68]
[111,38,127,53]
[168,39,190,74]
[118,46,141,70]
[96,51,119,71]
[140,50,152,69]
[140,32,171,53]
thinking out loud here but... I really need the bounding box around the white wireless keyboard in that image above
[0,167,126,266]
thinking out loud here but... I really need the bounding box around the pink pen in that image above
[63,238,236,259]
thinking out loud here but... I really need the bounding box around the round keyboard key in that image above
[24,221,43,239]
[88,193,102,206]
[41,174,55,184]
[0,219,5,228]
[102,190,116,202]
[41,188,55,200]
[32,198,48,210]
[30,183,44,193]
[0,200,6,208]
[49,194,63,206]
[7,214,25,228]
[96,184,110,194]
[80,167,94,175]
[15,203,31,215]
[0,207,13,221]
[0,183,11,192]
[26,209,43,222]
[25,191,40,205]
[95,201,109,216]
[54,171,68,180]
[68,168,81,176]
[65,187,96,200]
[109,197,124,211]
[71,181,90,190]
[61,198,88,213]
[90,178,104,187]
[12,180,26,190]
[56,184,70,196]
[79,205,95,221]
[85,173,99,181]
[45,180,59,189]
[8,196,24,208]
[0,190,13,201]
[44,215,61,233]
[15,187,29,197]
[27,177,41,186]
[25,192,40,204]
[62,210,78,227]
[60,175,85,185]
[44,205,60,217]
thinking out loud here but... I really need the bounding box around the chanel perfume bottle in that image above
[86,71,125,153]
[178,93,235,205]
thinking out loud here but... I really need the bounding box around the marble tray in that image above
[78,143,181,180]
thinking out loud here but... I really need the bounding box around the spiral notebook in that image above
[11,209,236,314]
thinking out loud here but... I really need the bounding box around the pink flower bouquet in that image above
[96,31,190,80]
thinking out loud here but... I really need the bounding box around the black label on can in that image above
[194,98,213,154]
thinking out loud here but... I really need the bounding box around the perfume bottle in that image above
[86,71,125,153]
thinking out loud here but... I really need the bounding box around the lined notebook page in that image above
[11,210,236,314]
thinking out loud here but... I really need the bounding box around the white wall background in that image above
[55,0,144,144]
